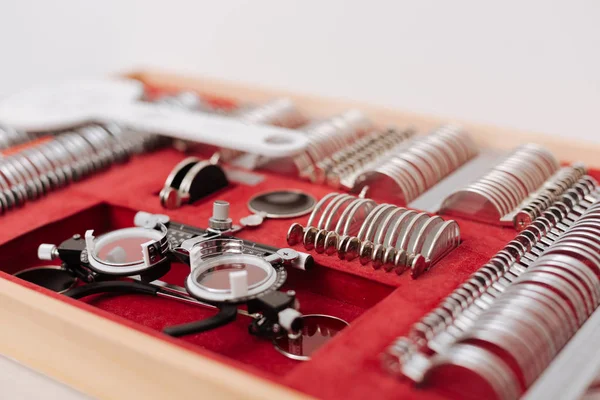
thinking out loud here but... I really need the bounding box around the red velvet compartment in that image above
[2,145,598,400]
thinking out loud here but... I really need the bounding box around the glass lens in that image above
[96,236,150,264]
[195,261,269,290]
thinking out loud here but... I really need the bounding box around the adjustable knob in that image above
[38,244,59,261]
[278,308,303,333]
[213,200,229,220]
[209,200,233,231]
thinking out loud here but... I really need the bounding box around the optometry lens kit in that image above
[3,77,600,399]
[0,123,164,213]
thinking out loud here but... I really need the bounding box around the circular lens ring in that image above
[187,252,286,304]
[87,225,168,275]
[248,190,317,219]
[272,314,349,361]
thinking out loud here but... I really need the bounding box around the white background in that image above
[0,1,598,398]
[0,1,599,144]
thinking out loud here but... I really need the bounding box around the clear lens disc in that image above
[92,227,164,266]
[195,260,270,291]
[96,237,149,264]
[187,253,278,302]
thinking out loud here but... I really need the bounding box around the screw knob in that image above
[209,200,233,231]
[38,244,58,261]
[277,248,299,264]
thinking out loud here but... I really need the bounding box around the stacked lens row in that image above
[513,163,593,230]
[425,176,598,351]
[384,175,599,368]
[352,125,478,204]
[293,110,374,180]
[0,124,164,214]
[440,144,561,225]
[286,193,460,278]
[0,90,236,214]
[308,127,416,188]
[383,181,600,400]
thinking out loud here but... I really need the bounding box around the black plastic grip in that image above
[64,280,160,299]
[163,304,238,337]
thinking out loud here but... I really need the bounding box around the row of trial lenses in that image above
[410,175,599,349]
[423,220,600,400]
[421,343,521,400]
[310,127,416,188]
[439,143,560,224]
[513,163,589,230]
[0,123,164,214]
[294,110,373,181]
[286,193,460,278]
[214,98,307,167]
[385,175,599,369]
[383,178,600,386]
[352,125,478,205]
[386,220,600,399]
[427,179,600,347]
[0,123,40,150]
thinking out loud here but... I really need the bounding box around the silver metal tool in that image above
[286,192,460,278]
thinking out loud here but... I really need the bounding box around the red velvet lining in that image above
[2,138,599,399]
